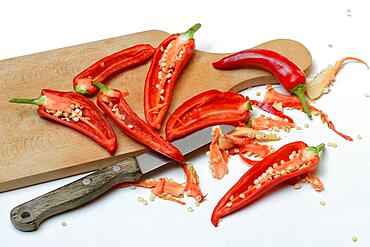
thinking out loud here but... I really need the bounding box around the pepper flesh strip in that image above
[263,86,353,141]
[250,100,294,123]
[94,82,184,162]
[74,44,155,96]
[144,24,201,130]
[114,178,186,205]
[250,115,295,130]
[211,142,325,226]
[182,162,206,202]
[166,90,251,141]
[9,89,117,154]
[209,127,229,179]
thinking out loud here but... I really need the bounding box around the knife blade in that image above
[10,125,234,232]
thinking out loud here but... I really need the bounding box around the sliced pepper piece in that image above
[211,141,325,226]
[9,89,117,154]
[307,57,368,100]
[250,115,295,130]
[144,24,201,130]
[93,82,184,162]
[263,86,352,141]
[74,44,155,96]
[166,90,251,141]
[182,162,206,202]
[209,127,230,179]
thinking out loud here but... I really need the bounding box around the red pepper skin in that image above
[165,90,251,142]
[74,44,155,96]
[93,83,184,163]
[9,90,117,154]
[144,24,201,130]
[211,141,324,226]
[250,100,294,123]
[213,49,312,119]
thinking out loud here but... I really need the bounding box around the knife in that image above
[10,125,233,232]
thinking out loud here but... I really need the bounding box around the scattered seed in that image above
[328,142,337,148]
[356,134,362,140]
[328,44,333,48]
[72,117,79,122]
[256,92,261,96]
[226,202,232,207]
[304,124,309,128]
[60,221,67,227]
[137,196,144,203]
[296,126,302,130]
[365,93,369,97]
[352,236,358,242]
[149,194,155,201]
[130,185,136,190]
[319,200,326,206]
[194,201,200,207]
[293,183,301,190]
[127,124,134,129]
[239,193,245,199]
[142,200,148,205]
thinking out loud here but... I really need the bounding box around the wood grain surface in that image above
[0,30,312,192]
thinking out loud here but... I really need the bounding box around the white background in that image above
[1,0,370,246]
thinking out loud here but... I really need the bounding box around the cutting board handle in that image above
[10,157,142,231]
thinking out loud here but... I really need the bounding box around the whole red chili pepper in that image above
[9,90,117,154]
[211,141,325,226]
[144,23,201,130]
[74,44,155,96]
[93,82,184,163]
[165,90,251,142]
[213,49,313,119]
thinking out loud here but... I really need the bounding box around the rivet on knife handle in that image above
[10,157,142,232]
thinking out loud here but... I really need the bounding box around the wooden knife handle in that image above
[10,157,142,232]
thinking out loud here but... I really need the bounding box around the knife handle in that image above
[10,157,142,232]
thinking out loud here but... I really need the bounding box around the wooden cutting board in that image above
[0,30,312,192]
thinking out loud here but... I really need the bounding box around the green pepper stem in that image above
[291,84,312,119]
[181,23,201,39]
[307,143,325,155]
[92,82,112,94]
[9,95,45,106]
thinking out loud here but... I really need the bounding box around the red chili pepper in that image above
[213,49,313,119]
[165,90,251,141]
[211,141,325,226]
[144,24,201,130]
[9,90,117,154]
[73,44,155,96]
[93,82,184,162]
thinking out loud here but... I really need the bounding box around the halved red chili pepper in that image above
[165,90,251,141]
[213,49,312,119]
[9,90,117,154]
[74,44,155,96]
[93,82,184,162]
[211,141,325,226]
[144,23,201,130]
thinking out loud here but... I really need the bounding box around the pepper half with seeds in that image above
[211,141,325,226]
[93,82,184,162]
[9,89,117,154]
[144,23,201,130]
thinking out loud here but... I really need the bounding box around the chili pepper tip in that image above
[181,23,201,39]
[9,95,45,106]
[290,85,312,119]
